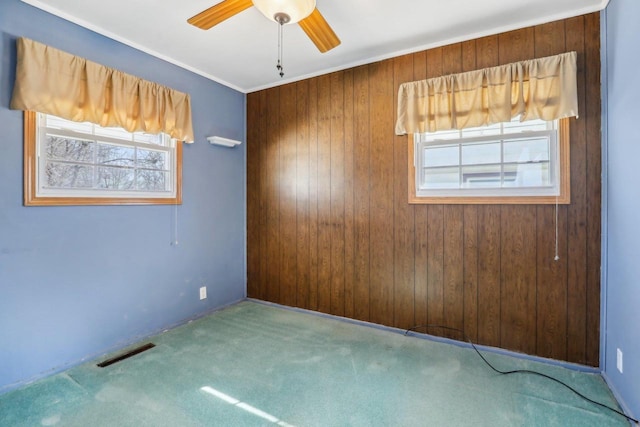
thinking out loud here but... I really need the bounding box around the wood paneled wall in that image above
[247,13,601,366]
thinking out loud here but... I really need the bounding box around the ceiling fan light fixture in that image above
[252,0,316,24]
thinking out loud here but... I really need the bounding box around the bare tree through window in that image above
[40,115,174,193]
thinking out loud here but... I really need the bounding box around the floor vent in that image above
[97,343,156,368]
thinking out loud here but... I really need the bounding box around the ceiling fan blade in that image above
[187,0,253,30]
[298,8,341,53]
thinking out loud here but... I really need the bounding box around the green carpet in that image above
[0,301,627,426]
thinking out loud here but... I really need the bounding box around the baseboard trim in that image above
[248,298,600,374]
[601,371,638,426]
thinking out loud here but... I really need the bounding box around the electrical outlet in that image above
[617,348,623,374]
[199,286,207,300]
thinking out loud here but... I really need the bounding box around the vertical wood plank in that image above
[258,90,269,301]
[393,54,416,329]
[498,27,538,355]
[412,51,428,332]
[478,206,501,347]
[343,69,356,319]
[425,47,445,335]
[534,20,568,360]
[368,60,395,326]
[535,20,566,58]
[308,78,319,311]
[476,35,500,69]
[353,65,371,321]
[461,39,479,342]
[565,15,588,365]
[536,203,569,359]
[414,208,429,332]
[444,206,464,337]
[498,27,535,64]
[316,75,332,313]
[330,72,346,316]
[463,206,479,342]
[500,205,537,355]
[442,43,462,75]
[475,34,501,348]
[265,87,281,302]
[426,205,444,330]
[246,92,261,298]
[461,39,476,73]
[296,80,311,309]
[279,83,298,307]
[442,43,464,339]
[426,46,444,86]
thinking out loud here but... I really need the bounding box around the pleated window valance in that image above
[10,37,194,143]
[395,51,578,135]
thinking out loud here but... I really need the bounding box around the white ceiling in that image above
[22,0,607,93]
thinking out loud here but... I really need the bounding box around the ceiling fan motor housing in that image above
[252,0,316,24]
[274,12,290,25]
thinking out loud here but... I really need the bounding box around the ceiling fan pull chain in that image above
[277,20,284,77]
[274,12,289,78]
[277,24,282,77]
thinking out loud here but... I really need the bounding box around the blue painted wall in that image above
[0,0,246,392]
[602,0,640,418]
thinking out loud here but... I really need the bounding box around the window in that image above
[24,111,182,206]
[408,117,570,204]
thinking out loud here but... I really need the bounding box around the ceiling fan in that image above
[187,0,341,54]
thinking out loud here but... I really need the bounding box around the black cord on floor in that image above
[404,324,639,425]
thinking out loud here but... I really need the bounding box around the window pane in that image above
[502,119,549,134]
[94,126,133,141]
[45,162,94,188]
[137,170,168,191]
[96,166,135,190]
[134,133,165,146]
[461,142,500,165]
[46,136,95,163]
[97,144,135,167]
[45,116,93,134]
[460,122,501,138]
[503,137,550,163]
[424,144,459,167]
[422,167,459,189]
[423,129,460,142]
[137,149,167,170]
[461,164,502,188]
[503,162,551,187]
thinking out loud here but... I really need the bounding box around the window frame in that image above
[407,118,570,205]
[23,111,182,206]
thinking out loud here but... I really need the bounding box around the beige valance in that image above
[395,51,578,135]
[10,37,194,143]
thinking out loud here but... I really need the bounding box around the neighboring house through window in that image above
[408,117,570,204]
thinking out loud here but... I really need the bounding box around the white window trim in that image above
[24,111,183,206]
[407,119,570,205]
